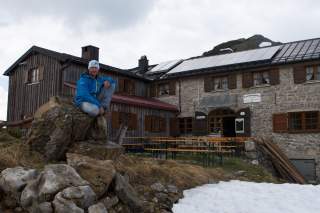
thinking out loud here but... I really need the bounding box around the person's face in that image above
[89,67,99,77]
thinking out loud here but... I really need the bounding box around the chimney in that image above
[82,45,99,61]
[138,55,149,73]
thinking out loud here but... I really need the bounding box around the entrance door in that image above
[223,117,236,137]
[208,108,236,137]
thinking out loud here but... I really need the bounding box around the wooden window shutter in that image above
[204,77,212,92]
[169,117,179,136]
[293,65,306,84]
[24,70,29,84]
[145,115,152,131]
[129,80,136,95]
[128,113,137,130]
[111,111,120,129]
[228,74,237,89]
[160,117,166,132]
[38,66,44,81]
[118,78,125,93]
[169,81,176,95]
[150,84,157,97]
[242,72,253,88]
[273,113,288,133]
[269,69,280,85]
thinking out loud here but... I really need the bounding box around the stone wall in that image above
[157,64,320,181]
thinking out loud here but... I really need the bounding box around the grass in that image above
[125,151,278,184]
[0,129,45,171]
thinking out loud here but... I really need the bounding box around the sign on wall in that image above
[243,93,261,104]
[235,118,245,133]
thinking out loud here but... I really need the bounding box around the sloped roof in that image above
[272,38,320,64]
[64,81,178,112]
[3,46,149,81]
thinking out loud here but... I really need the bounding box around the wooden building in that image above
[3,45,178,138]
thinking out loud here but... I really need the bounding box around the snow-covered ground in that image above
[173,180,320,213]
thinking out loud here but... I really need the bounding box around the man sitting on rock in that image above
[75,60,116,117]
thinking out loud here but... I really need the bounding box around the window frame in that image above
[288,111,320,133]
[305,65,320,81]
[27,67,40,84]
[213,76,228,91]
[158,83,170,96]
[253,70,270,86]
[179,117,193,134]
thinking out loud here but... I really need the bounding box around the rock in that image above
[150,182,167,193]
[234,170,246,176]
[68,141,124,161]
[245,140,256,152]
[21,164,88,208]
[67,153,116,198]
[166,185,178,194]
[251,160,259,165]
[27,97,95,161]
[88,203,108,213]
[114,173,143,213]
[53,192,84,213]
[101,196,119,209]
[38,202,53,213]
[0,167,38,203]
[60,186,96,209]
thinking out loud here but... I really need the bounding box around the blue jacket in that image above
[74,73,116,108]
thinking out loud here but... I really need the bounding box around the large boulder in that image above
[21,164,88,208]
[67,153,116,198]
[27,97,109,162]
[0,167,38,205]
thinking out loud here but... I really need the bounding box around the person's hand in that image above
[99,107,105,115]
[104,80,110,88]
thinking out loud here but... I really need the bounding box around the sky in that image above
[0,0,320,120]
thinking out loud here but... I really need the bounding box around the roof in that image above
[272,38,320,64]
[111,94,178,112]
[158,37,320,79]
[64,82,178,112]
[167,46,280,75]
[3,46,149,81]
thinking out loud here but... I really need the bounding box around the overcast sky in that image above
[0,0,320,120]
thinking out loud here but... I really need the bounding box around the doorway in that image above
[208,108,236,137]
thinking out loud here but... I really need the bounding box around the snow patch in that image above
[259,41,272,47]
[173,180,320,213]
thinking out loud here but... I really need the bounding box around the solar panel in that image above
[149,59,182,73]
[167,46,281,75]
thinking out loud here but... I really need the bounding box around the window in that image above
[213,76,228,90]
[27,68,40,83]
[159,83,169,96]
[253,71,270,86]
[179,117,193,134]
[288,111,319,132]
[111,111,137,130]
[145,115,166,132]
[306,65,320,81]
[118,78,135,95]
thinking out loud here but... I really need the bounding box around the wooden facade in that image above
[7,53,62,121]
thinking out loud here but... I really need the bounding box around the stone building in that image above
[3,37,320,182]
[146,38,320,182]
